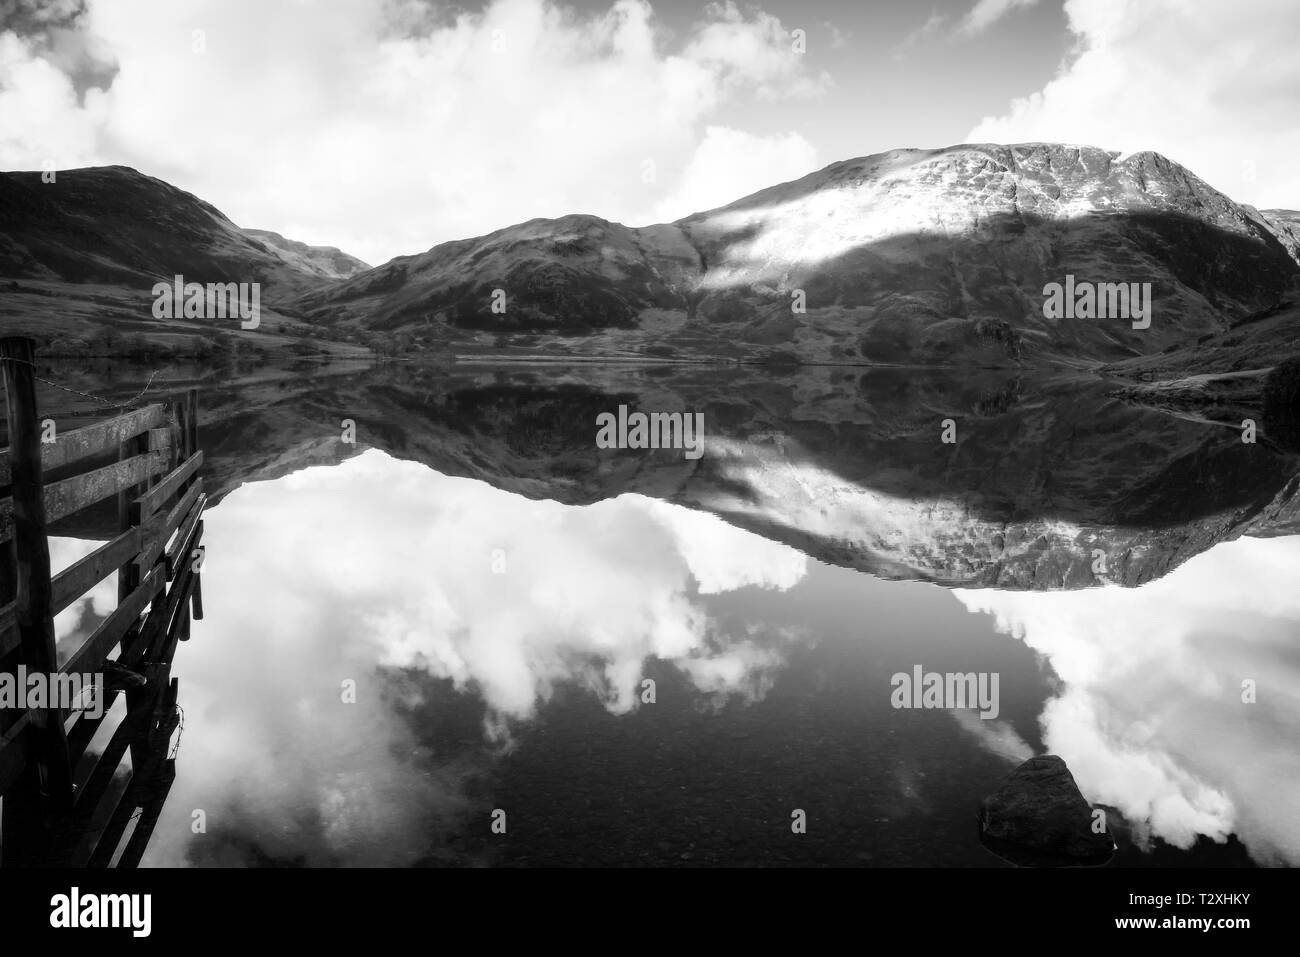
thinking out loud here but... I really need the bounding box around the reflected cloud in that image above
[146,450,808,865]
[49,536,116,658]
[950,709,1034,765]
[955,536,1300,865]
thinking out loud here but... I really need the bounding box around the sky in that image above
[2,0,1299,266]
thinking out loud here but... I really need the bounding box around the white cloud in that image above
[0,0,827,264]
[682,1,831,99]
[950,709,1034,764]
[650,125,818,222]
[967,0,1300,208]
[893,10,947,59]
[639,495,808,593]
[823,21,850,50]
[0,31,104,166]
[957,0,1040,37]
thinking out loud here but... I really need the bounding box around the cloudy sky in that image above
[3,0,1298,266]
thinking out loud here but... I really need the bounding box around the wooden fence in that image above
[0,337,205,867]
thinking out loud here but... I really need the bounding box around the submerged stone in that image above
[978,754,1115,867]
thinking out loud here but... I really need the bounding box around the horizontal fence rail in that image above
[0,337,206,867]
[0,404,168,488]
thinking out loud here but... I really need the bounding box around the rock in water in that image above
[978,755,1115,867]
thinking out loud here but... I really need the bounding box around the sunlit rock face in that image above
[298,143,1300,365]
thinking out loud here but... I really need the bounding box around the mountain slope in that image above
[295,214,701,335]
[297,143,1300,365]
[0,166,358,302]
[242,228,370,280]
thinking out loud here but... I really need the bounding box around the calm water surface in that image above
[33,360,1300,867]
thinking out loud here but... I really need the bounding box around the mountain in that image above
[3,147,1297,369]
[297,143,1300,365]
[0,166,353,300]
[242,228,370,281]
[0,166,373,354]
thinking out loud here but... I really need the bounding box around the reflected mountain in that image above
[143,360,1300,590]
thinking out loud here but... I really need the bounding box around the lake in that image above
[28,358,1300,867]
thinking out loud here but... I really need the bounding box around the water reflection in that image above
[181,362,1300,591]
[49,538,118,656]
[957,539,1300,866]
[138,449,1300,867]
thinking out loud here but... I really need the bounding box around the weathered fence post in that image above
[0,336,74,867]
[0,355,205,867]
